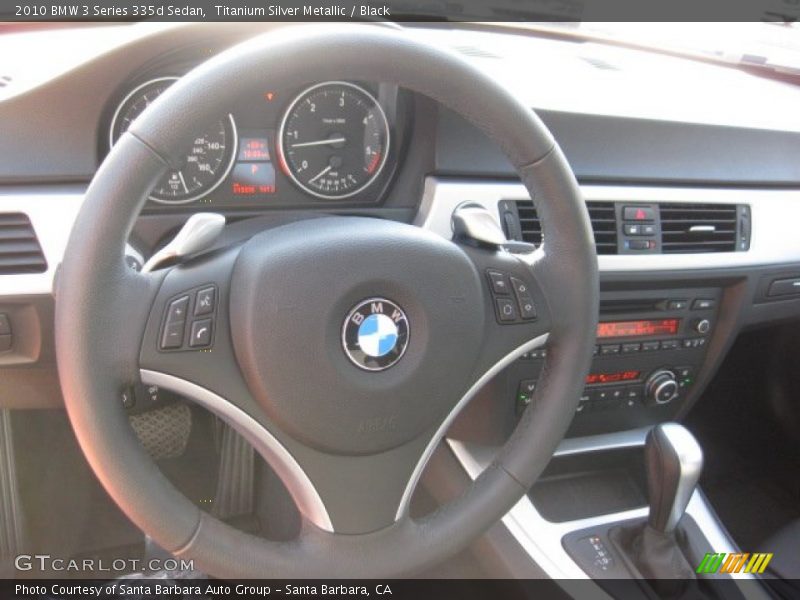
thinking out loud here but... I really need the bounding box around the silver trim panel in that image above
[394,332,549,521]
[417,178,800,271]
[4,178,800,297]
[0,188,85,296]
[139,369,334,532]
[448,433,763,590]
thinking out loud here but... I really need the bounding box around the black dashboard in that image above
[2,22,800,442]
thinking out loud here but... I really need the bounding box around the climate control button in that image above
[645,369,679,405]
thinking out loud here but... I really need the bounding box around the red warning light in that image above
[635,208,646,220]
[264,92,275,102]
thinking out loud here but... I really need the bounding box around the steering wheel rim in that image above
[55,24,598,577]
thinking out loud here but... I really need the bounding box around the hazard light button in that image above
[623,206,655,222]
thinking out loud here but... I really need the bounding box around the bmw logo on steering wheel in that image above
[342,298,409,371]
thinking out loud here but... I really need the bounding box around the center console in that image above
[448,428,770,599]
[507,287,722,435]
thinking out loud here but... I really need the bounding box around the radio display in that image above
[586,371,641,385]
[597,318,680,339]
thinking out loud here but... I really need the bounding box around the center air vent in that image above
[504,200,618,255]
[0,213,47,274]
[658,203,740,253]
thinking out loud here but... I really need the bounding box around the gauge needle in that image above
[308,165,332,184]
[291,137,346,148]
[178,171,189,194]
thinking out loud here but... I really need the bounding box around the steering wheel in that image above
[55,25,598,578]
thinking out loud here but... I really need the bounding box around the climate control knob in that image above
[646,370,679,405]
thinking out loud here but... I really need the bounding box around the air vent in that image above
[0,213,47,274]
[509,201,618,254]
[659,203,738,253]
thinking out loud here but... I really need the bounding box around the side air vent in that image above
[659,203,739,253]
[0,213,47,274]
[505,200,618,254]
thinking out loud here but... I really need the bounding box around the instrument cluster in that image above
[105,75,408,209]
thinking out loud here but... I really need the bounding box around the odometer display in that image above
[109,77,237,204]
[278,82,390,199]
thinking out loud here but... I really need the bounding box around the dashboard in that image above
[104,74,411,209]
[2,22,800,442]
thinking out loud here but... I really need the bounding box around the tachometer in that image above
[109,77,237,205]
[277,82,390,200]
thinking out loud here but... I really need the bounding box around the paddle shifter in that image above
[645,422,704,533]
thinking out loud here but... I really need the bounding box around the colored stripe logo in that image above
[696,552,773,574]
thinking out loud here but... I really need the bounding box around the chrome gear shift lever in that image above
[644,422,704,534]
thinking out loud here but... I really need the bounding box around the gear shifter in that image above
[607,423,704,593]
[645,422,704,534]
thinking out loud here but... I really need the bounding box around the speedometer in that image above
[109,77,237,205]
[277,82,390,200]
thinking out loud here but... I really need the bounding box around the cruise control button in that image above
[195,287,216,316]
[161,322,185,349]
[487,271,510,295]
[190,319,213,347]
[496,298,518,322]
[166,296,189,324]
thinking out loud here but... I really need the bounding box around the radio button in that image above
[600,344,621,355]
[642,341,660,352]
[667,299,689,310]
[622,342,641,354]
[660,339,679,350]
[694,319,711,335]
[692,298,716,310]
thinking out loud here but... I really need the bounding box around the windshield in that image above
[499,22,800,73]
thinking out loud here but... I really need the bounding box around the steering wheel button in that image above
[166,296,189,324]
[160,322,185,350]
[195,287,216,316]
[487,270,510,295]
[495,297,518,322]
[190,319,213,348]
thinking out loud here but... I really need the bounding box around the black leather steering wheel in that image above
[55,25,598,577]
